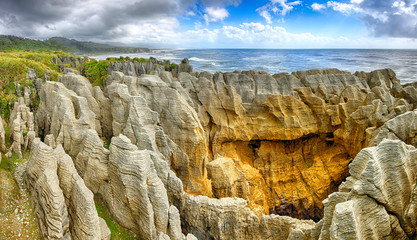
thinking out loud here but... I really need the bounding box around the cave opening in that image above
[216,133,352,222]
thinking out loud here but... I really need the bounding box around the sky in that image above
[0,0,417,48]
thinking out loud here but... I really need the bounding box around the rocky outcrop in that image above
[314,139,417,239]
[29,66,417,240]
[106,58,193,82]
[102,134,171,238]
[7,97,35,158]
[0,116,6,152]
[25,138,110,240]
[182,194,315,239]
[58,70,112,138]
[106,72,209,195]
[173,68,411,219]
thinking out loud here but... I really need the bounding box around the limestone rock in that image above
[316,139,417,239]
[206,157,249,200]
[167,205,183,240]
[59,72,106,137]
[0,116,6,152]
[103,134,169,238]
[8,97,35,156]
[36,81,96,156]
[25,139,108,239]
[181,194,315,240]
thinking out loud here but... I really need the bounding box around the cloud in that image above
[178,22,417,49]
[311,3,326,11]
[257,0,302,23]
[311,0,417,38]
[203,7,229,24]
[0,0,195,41]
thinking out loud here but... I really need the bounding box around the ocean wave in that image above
[189,57,216,62]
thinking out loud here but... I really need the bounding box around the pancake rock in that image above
[8,96,35,157]
[29,67,417,239]
[314,139,417,239]
[173,68,412,219]
[25,138,110,240]
[181,194,315,239]
[0,115,6,152]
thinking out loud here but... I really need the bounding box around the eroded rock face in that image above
[0,116,6,152]
[173,68,410,219]
[181,194,315,240]
[8,97,35,158]
[25,138,109,240]
[314,139,417,239]
[30,67,417,240]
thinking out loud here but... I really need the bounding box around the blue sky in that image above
[1,0,417,48]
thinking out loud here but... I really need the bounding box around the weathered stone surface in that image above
[107,72,209,195]
[315,139,417,239]
[36,81,96,156]
[167,205,183,240]
[8,97,35,157]
[74,129,109,193]
[181,194,315,240]
[25,139,108,240]
[59,71,113,138]
[32,67,417,240]
[103,134,169,238]
[206,157,249,200]
[25,139,70,240]
[0,116,6,152]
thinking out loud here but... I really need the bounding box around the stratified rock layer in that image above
[25,138,109,240]
[314,139,416,239]
[29,66,417,239]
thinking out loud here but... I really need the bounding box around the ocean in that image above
[91,49,417,84]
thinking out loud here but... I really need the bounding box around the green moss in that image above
[103,140,111,150]
[94,194,138,239]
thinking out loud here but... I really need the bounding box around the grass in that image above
[0,155,40,239]
[94,194,138,240]
[0,49,70,119]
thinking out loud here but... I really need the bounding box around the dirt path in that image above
[0,157,40,239]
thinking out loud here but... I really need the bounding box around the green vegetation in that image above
[94,194,137,239]
[0,50,66,118]
[103,139,111,150]
[50,37,149,54]
[0,35,149,55]
[81,59,112,87]
[0,35,72,52]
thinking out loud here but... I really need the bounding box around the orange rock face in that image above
[174,68,410,220]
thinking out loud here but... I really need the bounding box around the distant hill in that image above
[49,37,149,54]
[0,35,149,54]
[0,35,72,52]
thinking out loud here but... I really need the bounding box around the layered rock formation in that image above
[24,65,417,239]
[0,116,6,152]
[7,96,35,158]
[25,138,110,240]
[314,139,417,239]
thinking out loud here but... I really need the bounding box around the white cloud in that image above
[176,22,417,49]
[203,7,229,24]
[311,3,326,11]
[257,0,302,23]
[326,1,362,14]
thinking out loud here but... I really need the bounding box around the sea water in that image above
[91,49,417,84]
